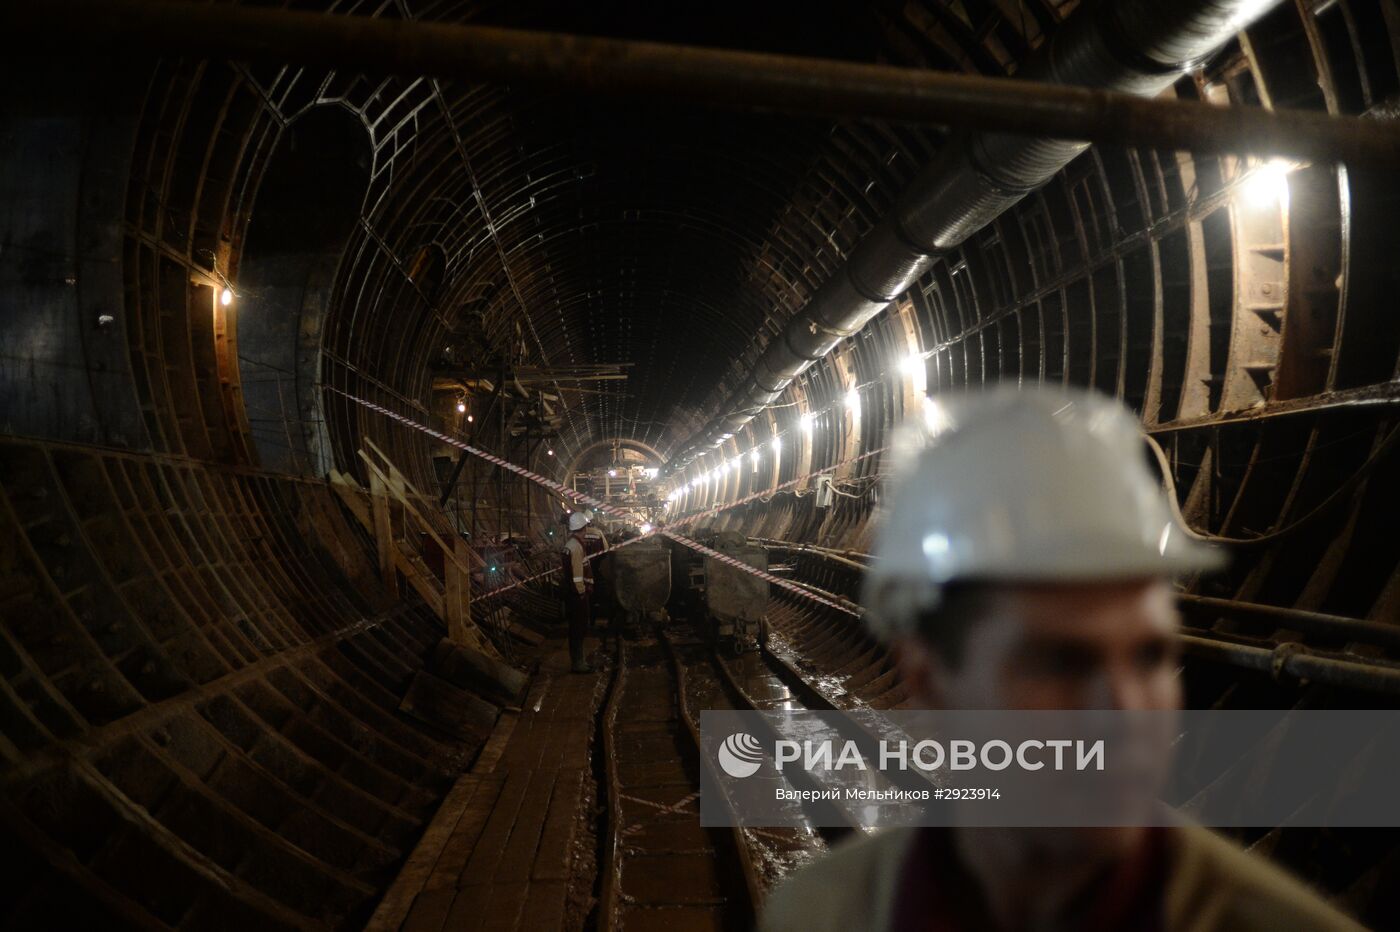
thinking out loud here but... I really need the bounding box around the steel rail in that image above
[599,639,762,930]
[659,626,858,842]
[5,0,1400,166]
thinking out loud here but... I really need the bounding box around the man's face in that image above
[895,579,1179,859]
[897,578,1180,712]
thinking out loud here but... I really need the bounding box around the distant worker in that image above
[760,387,1361,932]
[581,511,613,629]
[561,511,594,674]
[581,509,610,558]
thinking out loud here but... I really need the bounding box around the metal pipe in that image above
[780,577,864,613]
[741,542,1398,655]
[1146,382,1400,433]
[1180,634,1400,695]
[4,0,1395,168]
[668,0,1308,467]
[749,540,1400,687]
[761,545,869,572]
[751,537,873,571]
[1178,594,1400,652]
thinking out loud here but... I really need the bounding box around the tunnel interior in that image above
[3,0,1400,929]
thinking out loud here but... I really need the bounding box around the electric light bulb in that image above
[923,396,952,436]
[456,402,467,413]
[901,352,927,394]
[1241,158,1292,208]
[220,288,233,306]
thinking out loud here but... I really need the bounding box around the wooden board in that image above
[430,638,528,707]
[399,671,500,742]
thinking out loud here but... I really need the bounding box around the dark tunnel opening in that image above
[239,105,371,475]
[2,0,1400,929]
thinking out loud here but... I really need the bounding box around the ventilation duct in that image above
[669,0,1283,469]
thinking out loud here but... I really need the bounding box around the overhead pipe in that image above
[2,0,1394,167]
[752,539,873,572]
[1180,635,1400,695]
[1178,593,1400,652]
[670,0,1290,468]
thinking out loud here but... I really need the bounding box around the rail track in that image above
[597,637,761,930]
[594,601,946,931]
[598,615,871,930]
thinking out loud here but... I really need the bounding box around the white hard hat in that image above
[863,386,1225,640]
[568,512,590,532]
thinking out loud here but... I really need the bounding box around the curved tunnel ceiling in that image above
[271,0,1040,471]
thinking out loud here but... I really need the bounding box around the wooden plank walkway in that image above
[368,639,604,932]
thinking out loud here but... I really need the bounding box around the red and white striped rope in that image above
[327,386,635,518]
[475,532,650,604]
[327,386,863,616]
[659,529,862,617]
[477,528,863,618]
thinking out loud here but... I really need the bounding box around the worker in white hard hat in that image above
[560,511,594,673]
[579,511,612,628]
[760,386,1360,932]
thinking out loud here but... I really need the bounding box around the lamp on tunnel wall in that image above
[845,387,861,419]
[801,411,816,434]
[456,401,467,414]
[220,287,234,307]
[1240,158,1295,209]
[923,396,952,436]
[547,448,554,456]
[901,352,928,395]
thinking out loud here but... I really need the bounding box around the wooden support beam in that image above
[439,448,471,507]
[370,472,399,598]
[445,537,471,646]
[344,447,503,660]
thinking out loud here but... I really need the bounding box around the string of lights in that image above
[661,350,929,511]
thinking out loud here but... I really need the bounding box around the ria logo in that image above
[718,733,764,778]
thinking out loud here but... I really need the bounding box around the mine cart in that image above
[703,532,769,653]
[613,538,672,629]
